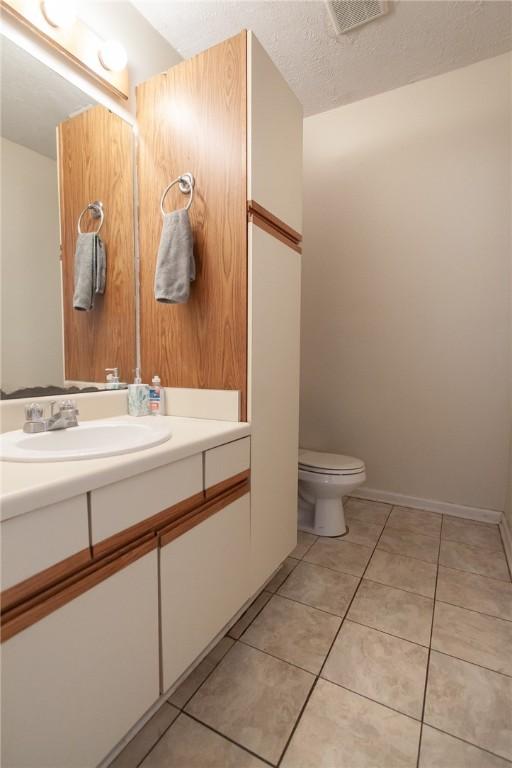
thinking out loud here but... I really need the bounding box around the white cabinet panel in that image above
[160,494,250,691]
[90,454,202,545]
[247,32,303,233]
[248,224,301,591]
[1,494,89,591]
[1,548,159,768]
[204,436,251,490]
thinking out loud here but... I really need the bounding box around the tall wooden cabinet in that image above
[137,31,302,595]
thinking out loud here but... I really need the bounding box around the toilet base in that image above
[298,495,347,537]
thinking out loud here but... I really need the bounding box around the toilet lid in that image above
[298,449,365,473]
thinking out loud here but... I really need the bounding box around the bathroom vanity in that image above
[1,409,253,767]
[1,16,302,768]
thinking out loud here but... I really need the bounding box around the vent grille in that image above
[326,1,388,34]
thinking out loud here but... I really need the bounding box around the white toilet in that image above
[298,449,366,537]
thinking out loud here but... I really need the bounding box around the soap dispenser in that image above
[128,369,150,416]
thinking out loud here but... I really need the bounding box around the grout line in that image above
[364,576,435,601]
[439,563,512,586]
[423,722,512,764]
[276,678,320,766]
[344,616,429,648]
[415,513,442,768]
[237,637,320,676]
[234,592,274,641]
[130,703,178,768]
[274,587,359,620]
[318,677,423,724]
[182,711,276,767]
[430,647,512,680]
[276,512,394,767]
[435,597,512,624]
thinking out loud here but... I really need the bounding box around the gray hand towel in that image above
[154,209,195,304]
[73,233,106,311]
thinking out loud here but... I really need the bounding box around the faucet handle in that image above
[25,403,43,421]
[49,400,58,417]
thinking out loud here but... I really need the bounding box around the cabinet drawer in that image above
[1,495,89,598]
[160,493,250,691]
[1,545,159,768]
[90,454,203,552]
[204,436,250,496]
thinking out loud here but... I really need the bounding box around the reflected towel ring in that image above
[160,173,195,216]
[77,201,104,235]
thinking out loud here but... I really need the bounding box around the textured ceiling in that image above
[131,0,512,116]
[1,37,96,158]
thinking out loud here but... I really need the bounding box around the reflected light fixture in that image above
[98,39,128,72]
[40,0,77,29]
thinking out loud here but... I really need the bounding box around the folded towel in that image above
[73,233,106,311]
[154,209,195,304]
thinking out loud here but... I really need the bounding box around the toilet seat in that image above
[298,449,365,477]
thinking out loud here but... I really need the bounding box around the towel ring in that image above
[77,201,104,235]
[160,173,195,216]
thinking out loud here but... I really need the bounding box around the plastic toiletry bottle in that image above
[149,374,163,414]
[128,369,150,416]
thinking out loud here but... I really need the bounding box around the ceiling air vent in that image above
[326,1,389,34]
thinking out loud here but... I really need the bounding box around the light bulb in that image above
[98,40,127,72]
[40,0,76,29]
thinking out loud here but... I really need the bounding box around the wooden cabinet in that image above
[1,544,159,768]
[137,30,302,595]
[160,493,250,692]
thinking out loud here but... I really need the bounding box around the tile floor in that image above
[110,498,512,768]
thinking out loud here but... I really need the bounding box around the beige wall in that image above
[300,53,511,512]
[1,137,64,391]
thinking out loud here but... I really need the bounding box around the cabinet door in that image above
[1,548,159,768]
[160,494,250,692]
[248,223,301,591]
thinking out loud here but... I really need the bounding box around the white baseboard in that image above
[351,486,502,524]
[499,515,512,573]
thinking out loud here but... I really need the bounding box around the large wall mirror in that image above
[0,37,136,399]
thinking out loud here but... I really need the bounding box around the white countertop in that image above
[0,415,250,522]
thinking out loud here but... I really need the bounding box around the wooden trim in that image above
[1,548,91,615]
[160,480,250,548]
[92,491,205,558]
[1,537,157,643]
[1,1,129,101]
[249,211,301,254]
[248,201,302,245]
[204,469,250,500]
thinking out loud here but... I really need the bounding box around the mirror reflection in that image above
[0,37,135,399]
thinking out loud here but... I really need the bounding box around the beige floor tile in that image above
[337,518,383,547]
[442,517,503,551]
[304,537,373,577]
[322,621,428,719]
[366,550,437,598]
[266,557,299,593]
[436,566,512,621]
[242,594,341,673]
[291,531,317,559]
[419,725,510,768]
[281,678,421,768]
[168,658,215,709]
[378,527,440,564]
[348,579,434,646]
[345,497,391,526]
[228,591,272,639]
[387,507,442,539]
[140,713,266,768]
[204,635,235,665]
[432,602,512,676]
[110,704,179,768]
[425,651,512,761]
[278,560,359,617]
[439,540,510,582]
[186,642,314,765]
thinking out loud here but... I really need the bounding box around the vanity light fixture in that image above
[98,39,128,73]
[40,0,76,29]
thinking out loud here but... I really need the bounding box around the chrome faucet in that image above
[23,400,80,433]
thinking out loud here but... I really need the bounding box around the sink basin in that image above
[0,417,172,462]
